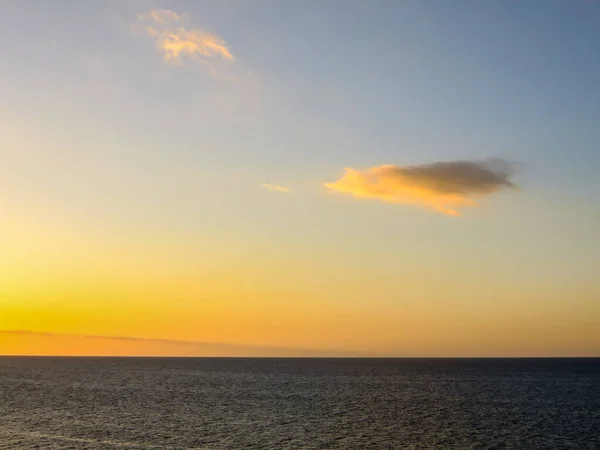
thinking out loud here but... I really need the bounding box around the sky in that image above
[1,0,599,357]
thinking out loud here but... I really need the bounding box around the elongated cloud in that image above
[261,183,289,193]
[135,9,234,66]
[0,331,353,357]
[325,159,517,215]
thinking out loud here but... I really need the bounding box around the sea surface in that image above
[0,358,599,449]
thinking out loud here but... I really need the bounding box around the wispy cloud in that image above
[0,330,354,357]
[143,9,184,24]
[325,159,518,216]
[134,9,234,72]
[261,183,289,193]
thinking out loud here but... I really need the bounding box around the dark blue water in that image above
[0,358,598,449]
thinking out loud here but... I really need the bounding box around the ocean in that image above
[0,357,598,449]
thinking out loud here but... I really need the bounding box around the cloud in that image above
[261,183,289,193]
[144,10,183,24]
[0,330,222,346]
[135,9,234,69]
[0,330,353,357]
[325,159,518,216]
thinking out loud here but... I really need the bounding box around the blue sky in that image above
[4,1,600,175]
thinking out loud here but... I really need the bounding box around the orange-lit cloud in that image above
[135,9,234,68]
[261,183,289,193]
[325,159,517,215]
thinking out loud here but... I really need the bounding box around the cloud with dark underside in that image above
[325,159,518,216]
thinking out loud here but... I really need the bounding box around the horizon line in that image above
[0,355,598,359]
[1,330,598,358]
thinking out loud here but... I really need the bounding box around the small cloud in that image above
[139,10,182,24]
[325,159,518,216]
[135,9,234,70]
[261,183,289,193]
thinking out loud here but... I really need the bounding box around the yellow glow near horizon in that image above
[3,259,599,357]
[2,201,599,357]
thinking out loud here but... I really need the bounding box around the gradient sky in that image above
[1,0,599,356]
